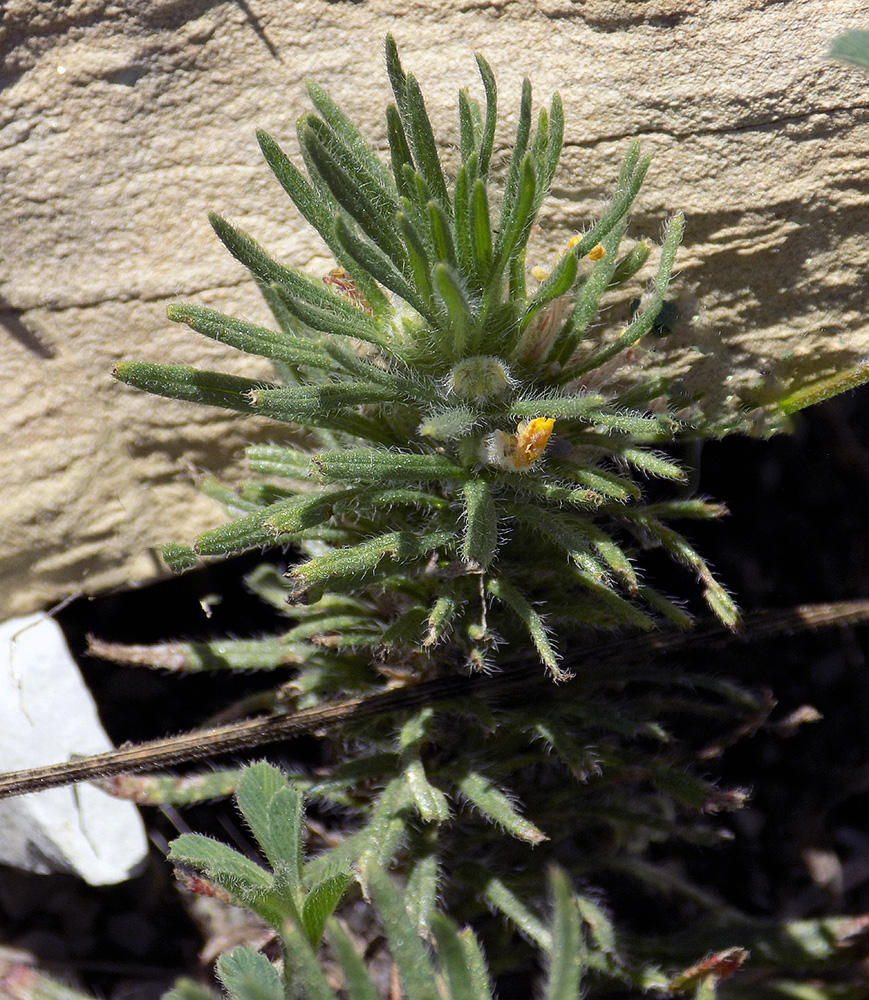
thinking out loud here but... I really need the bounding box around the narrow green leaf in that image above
[404,758,451,823]
[470,178,494,288]
[333,214,433,319]
[247,444,316,479]
[486,575,564,679]
[405,849,440,934]
[543,868,584,1000]
[434,262,475,355]
[216,947,283,1000]
[298,114,406,266]
[458,88,478,163]
[306,80,395,188]
[387,102,415,199]
[405,74,450,209]
[630,517,739,627]
[610,238,652,286]
[167,303,333,369]
[431,913,494,1000]
[612,445,687,480]
[397,210,437,312]
[280,919,341,1000]
[453,768,548,845]
[301,871,353,947]
[289,530,454,597]
[384,35,409,116]
[325,919,382,1000]
[314,447,467,483]
[475,53,497,176]
[114,362,274,416]
[365,864,440,1000]
[191,494,338,557]
[549,224,625,367]
[424,585,462,647]
[484,875,552,949]
[256,129,389,316]
[495,78,532,259]
[418,405,481,442]
[160,542,199,573]
[461,478,498,568]
[508,393,606,420]
[249,381,407,420]
[453,161,474,277]
[565,466,641,502]
[778,362,869,415]
[541,92,564,193]
[209,214,388,348]
[571,212,684,377]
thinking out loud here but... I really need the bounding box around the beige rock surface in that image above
[2,0,868,619]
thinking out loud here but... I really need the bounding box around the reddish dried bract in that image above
[323,267,373,314]
[175,869,233,903]
[668,947,748,992]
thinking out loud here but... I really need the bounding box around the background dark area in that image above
[2,392,869,998]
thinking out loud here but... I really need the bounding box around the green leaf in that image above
[216,947,283,1000]
[280,919,341,1000]
[461,478,498,568]
[486,576,563,679]
[314,447,467,484]
[453,768,548,845]
[609,238,652,287]
[543,868,584,1000]
[776,362,869,416]
[365,864,441,1000]
[495,78,532,260]
[301,871,353,946]
[235,764,303,895]
[474,54,497,176]
[431,913,495,1000]
[167,303,334,369]
[258,128,390,316]
[404,74,450,209]
[209,213,388,348]
[163,979,221,1000]
[191,494,340,557]
[434,262,476,355]
[484,874,552,949]
[404,758,451,823]
[160,542,199,573]
[298,114,406,265]
[114,362,274,416]
[168,833,273,903]
[549,223,625,367]
[405,848,440,934]
[250,381,408,419]
[469,178,494,289]
[325,919,382,1000]
[571,212,684,377]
